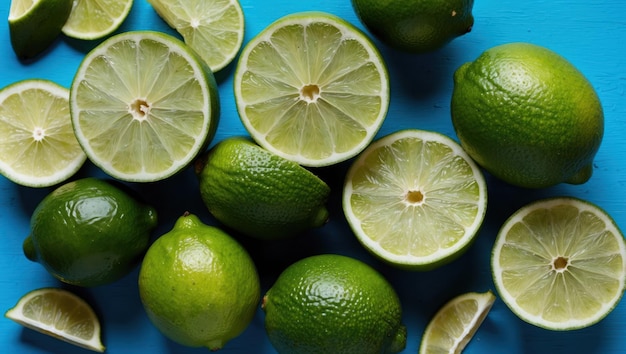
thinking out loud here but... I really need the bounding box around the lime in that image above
[234,11,389,167]
[8,0,73,59]
[147,0,245,72]
[138,213,260,351]
[5,288,105,352]
[351,0,474,53]
[0,80,86,188]
[343,129,487,270]
[451,42,604,188]
[492,197,626,330]
[262,254,406,354]
[70,31,220,182]
[195,137,330,240]
[23,177,158,287]
[419,291,495,354]
[62,0,133,40]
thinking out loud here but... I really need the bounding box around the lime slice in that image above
[343,129,487,270]
[62,0,133,40]
[234,11,389,167]
[0,80,86,187]
[147,0,245,72]
[70,31,220,182]
[492,197,626,330]
[5,288,105,352]
[419,291,495,354]
[8,0,73,59]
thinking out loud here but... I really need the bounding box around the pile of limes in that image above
[2,0,625,353]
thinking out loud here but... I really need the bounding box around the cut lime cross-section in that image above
[62,0,134,40]
[234,12,389,167]
[492,197,626,330]
[148,0,245,72]
[343,129,487,270]
[70,31,220,182]
[0,80,86,187]
[5,288,105,352]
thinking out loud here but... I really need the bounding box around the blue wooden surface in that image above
[1,1,625,353]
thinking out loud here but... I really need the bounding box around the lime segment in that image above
[492,197,626,330]
[343,129,487,270]
[0,80,86,187]
[5,288,105,352]
[234,11,389,167]
[70,31,219,182]
[62,0,134,40]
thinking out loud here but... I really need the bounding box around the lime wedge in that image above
[343,129,488,270]
[492,197,626,330]
[62,0,133,40]
[70,31,220,182]
[5,288,105,352]
[147,0,245,72]
[419,291,495,354]
[0,80,86,187]
[234,11,389,167]
[8,0,73,59]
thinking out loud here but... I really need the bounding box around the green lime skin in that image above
[262,254,407,354]
[138,213,260,351]
[9,0,73,59]
[195,137,330,240]
[351,0,474,53]
[23,177,157,287]
[451,42,604,189]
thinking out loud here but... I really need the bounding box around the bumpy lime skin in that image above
[23,177,158,287]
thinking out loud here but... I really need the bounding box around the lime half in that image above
[0,80,86,187]
[234,11,389,167]
[62,0,134,40]
[419,291,495,354]
[5,288,105,352]
[492,197,626,330]
[148,0,245,72]
[343,129,487,270]
[70,31,220,182]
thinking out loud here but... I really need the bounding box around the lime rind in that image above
[492,197,626,330]
[234,11,389,167]
[419,291,495,354]
[343,129,488,270]
[5,288,105,352]
[62,0,134,40]
[0,80,87,187]
[70,31,219,182]
[147,0,245,72]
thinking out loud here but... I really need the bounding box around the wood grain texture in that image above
[1,0,625,353]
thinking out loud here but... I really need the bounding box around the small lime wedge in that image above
[62,0,134,40]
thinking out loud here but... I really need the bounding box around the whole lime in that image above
[262,254,407,354]
[195,137,330,240]
[451,42,604,189]
[23,177,157,287]
[351,0,474,53]
[138,213,260,351]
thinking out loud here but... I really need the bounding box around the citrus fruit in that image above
[0,80,86,188]
[5,288,105,352]
[8,0,73,59]
[262,254,407,354]
[343,129,487,270]
[492,197,626,330]
[23,177,158,287]
[138,213,260,351]
[147,0,245,72]
[419,291,495,354]
[234,11,389,167]
[195,136,330,240]
[351,0,474,53]
[451,42,604,189]
[62,0,133,40]
[70,31,220,182]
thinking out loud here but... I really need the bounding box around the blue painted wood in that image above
[1,1,625,353]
